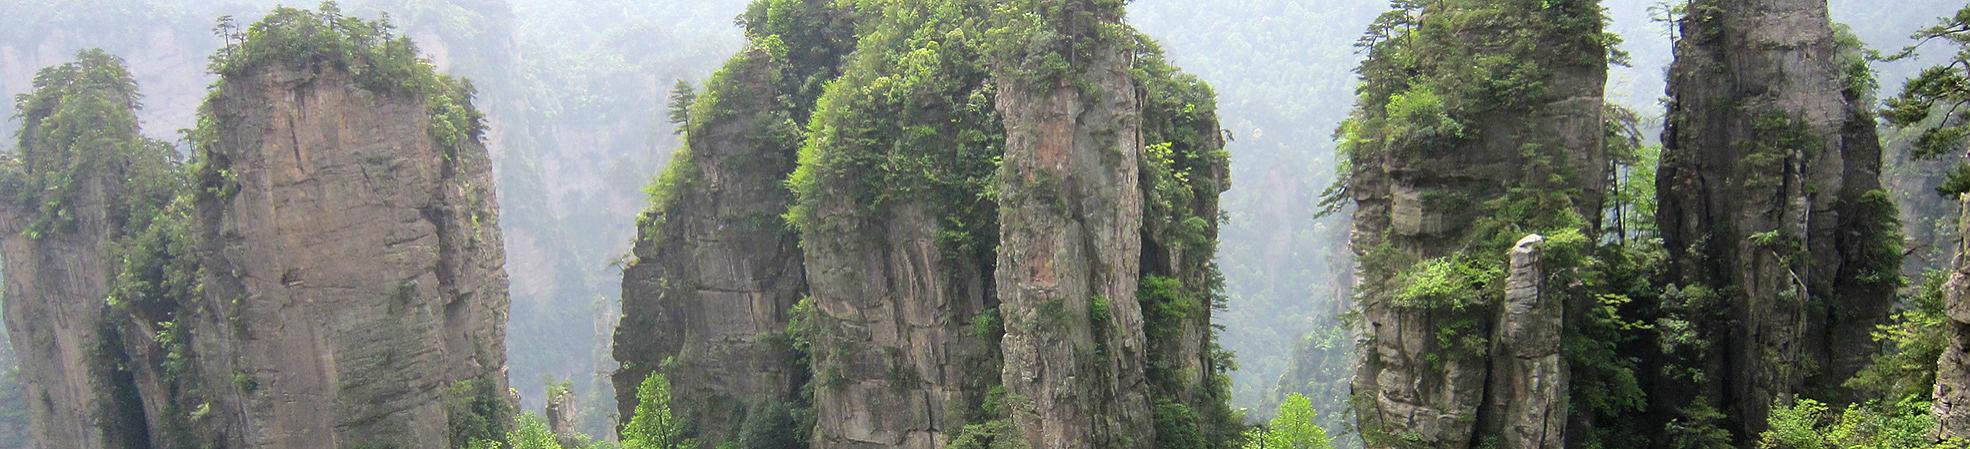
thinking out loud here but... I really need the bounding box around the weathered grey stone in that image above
[992,6,1157,448]
[547,385,582,448]
[1935,193,1970,439]
[1346,1,1607,447]
[612,47,808,446]
[184,65,512,449]
[0,91,123,449]
[1657,0,1891,438]
[1480,235,1566,449]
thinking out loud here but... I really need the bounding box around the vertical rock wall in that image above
[0,54,142,449]
[1481,235,1566,449]
[1344,1,1608,448]
[611,47,808,444]
[186,65,512,449]
[992,3,1157,448]
[1656,0,1893,438]
[1938,194,1970,439]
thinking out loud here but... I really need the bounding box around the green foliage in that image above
[1382,85,1463,145]
[1850,271,1950,401]
[1244,394,1334,449]
[1881,5,1970,195]
[1604,103,1659,242]
[666,80,698,133]
[1139,276,1200,351]
[447,378,515,448]
[1758,399,1965,449]
[622,373,693,449]
[1852,190,1908,289]
[786,0,1003,273]
[737,400,797,449]
[1154,398,1209,449]
[202,2,484,156]
[738,0,857,121]
[978,0,1131,86]
[947,417,1029,449]
[1664,401,1736,449]
[508,413,566,449]
[1743,111,1820,193]
[1,48,158,239]
[1391,256,1501,311]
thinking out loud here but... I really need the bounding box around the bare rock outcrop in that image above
[991,3,1157,448]
[611,46,808,444]
[1934,194,1970,438]
[183,62,513,448]
[547,385,583,447]
[1656,0,1894,438]
[1481,235,1566,449]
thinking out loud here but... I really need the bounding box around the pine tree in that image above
[622,373,693,449]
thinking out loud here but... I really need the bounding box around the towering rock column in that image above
[1343,1,1607,448]
[1657,0,1893,437]
[611,47,810,442]
[186,63,512,448]
[991,2,1156,448]
[1482,235,1566,449]
[0,50,158,449]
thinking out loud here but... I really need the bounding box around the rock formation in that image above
[611,46,811,444]
[1938,193,1970,438]
[1656,0,1895,438]
[184,51,512,449]
[1,7,517,449]
[0,49,165,449]
[990,2,1157,448]
[611,0,854,446]
[1481,235,1565,449]
[789,5,1004,447]
[1342,1,1608,448]
[614,2,1234,448]
[547,384,583,448]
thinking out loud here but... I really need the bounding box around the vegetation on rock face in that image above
[0,48,207,448]
[621,0,1240,448]
[199,2,485,155]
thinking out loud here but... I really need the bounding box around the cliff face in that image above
[611,47,809,444]
[991,3,1157,447]
[180,58,513,447]
[1656,0,1894,438]
[611,1,854,446]
[1342,1,1608,448]
[789,3,1003,447]
[1938,194,1970,438]
[0,50,161,449]
[1481,235,1565,449]
[612,2,1232,448]
[1136,46,1236,444]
